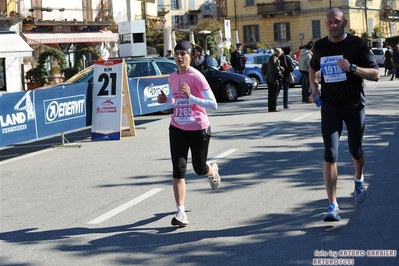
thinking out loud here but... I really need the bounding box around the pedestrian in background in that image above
[389,44,399,81]
[191,46,206,72]
[157,40,221,227]
[384,46,393,76]
[309,8,379,222]
[231,43,246,74]
[279,46,295,109]
[294,46,302,61]
[266,48,284,112]
[299,41,314,103]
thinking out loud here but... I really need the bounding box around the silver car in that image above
[371,48,386,67]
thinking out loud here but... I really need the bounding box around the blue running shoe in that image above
[323,203,340,222]
[353,179,366,203]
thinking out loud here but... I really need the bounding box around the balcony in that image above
[188,9,201,14]
[257,1,300,17]
[158,6,170,16]
[172,23,196,31]
[22,17,112,32]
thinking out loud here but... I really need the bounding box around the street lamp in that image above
[198,30,212,53]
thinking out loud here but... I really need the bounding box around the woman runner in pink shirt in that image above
[157,40,221,227]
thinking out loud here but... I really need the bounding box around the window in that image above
[243,25,260,43]
[133,33,144,43]
[156,62,178,75]
[171,0,182,10]
[172,15,184,28]
[189,0,195,10]
[188,14,198,25]
[273,22,290,41]
[120,34,131,44]
[312,20,321,39]
[127,62,156,77]
[158,0,164,11]
[205,0,211,10]
[203,14,213,19]
[245,0,255,5]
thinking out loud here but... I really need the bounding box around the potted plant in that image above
[25,67,47,90]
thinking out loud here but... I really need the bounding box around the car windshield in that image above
[66,65,94,83]
[156,61,178,75]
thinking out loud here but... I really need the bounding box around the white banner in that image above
[224,20,231,39]
[92,59,123,140]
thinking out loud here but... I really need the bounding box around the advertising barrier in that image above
[0,84,91,147]
[0,66,173,147]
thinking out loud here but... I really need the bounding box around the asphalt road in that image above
[1,71,398,266]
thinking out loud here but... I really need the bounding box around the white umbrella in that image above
[234,30,240,46]
[171,30,177,50]
[163,28,172,56]
[217,30,223,57]
[190,31,195,45]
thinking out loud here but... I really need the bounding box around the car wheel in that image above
[249,76,259,89]
[221,82,239,102]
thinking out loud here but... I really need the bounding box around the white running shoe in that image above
[209,162,221,190]
[171,212,189,227]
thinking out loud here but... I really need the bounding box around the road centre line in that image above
[88,188,164,224]
[88,149,237,224]
[255,113,314,138]
[292,113,313,121]
[256,127,282,138]
[208,149,238,163]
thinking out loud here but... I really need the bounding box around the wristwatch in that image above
[350,64,357,72]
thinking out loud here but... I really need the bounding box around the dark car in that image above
[168,55,254,101]
[244,52,302,88]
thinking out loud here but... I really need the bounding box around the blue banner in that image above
[0,91,37,146]
[131,76,173,116]
[0,74,173,147]
[35,84,91,138]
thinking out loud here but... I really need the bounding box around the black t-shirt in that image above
[310,33,378,107]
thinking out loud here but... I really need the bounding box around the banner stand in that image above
[121,61,136,137]
[52,132,82,148]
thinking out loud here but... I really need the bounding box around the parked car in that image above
[168,55,254,101]
[371,48,386,67]
[46,58,179,116]
[244,53,302,88]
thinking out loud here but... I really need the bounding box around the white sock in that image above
[177,205,185,213]
[354,174,364,182]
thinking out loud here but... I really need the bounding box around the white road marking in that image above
[208,149,238,163]
[0,149,54,165]
[255,113,314,138]
[292,113,313,121]
[88,188,164,224]
[256,127,282,138]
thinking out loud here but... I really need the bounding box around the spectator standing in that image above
[279,46,295,109]
[384,46,393,76]
[309,8,379,222]
[294,46,302,61]
[389,44,399,80]
[231,43,246,74]
[157,40,221,227]
[191,46,206,72]
[299,41,314,103]
[266,48,284,112]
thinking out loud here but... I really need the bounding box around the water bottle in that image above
[314,95,323,107]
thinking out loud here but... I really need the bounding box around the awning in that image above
[0,32,33,57]
[22,31,118,45]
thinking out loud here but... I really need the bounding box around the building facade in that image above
[220,0,398,53]
[0,0,33,93]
